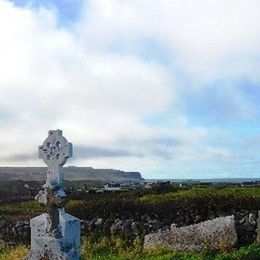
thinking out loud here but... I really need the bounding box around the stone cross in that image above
[39,129,72,188]
[37,130,72,235]
[28,130,80,260]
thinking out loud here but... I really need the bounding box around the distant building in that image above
[144,182,153,189]
[241,181,260,187]
[103,182,122,191]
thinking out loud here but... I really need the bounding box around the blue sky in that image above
[10,0,83,26]
[0,0,260,179]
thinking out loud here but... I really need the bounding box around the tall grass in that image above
[0,245,28,260]
[1,234,260,259]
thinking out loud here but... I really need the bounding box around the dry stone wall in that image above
[0,211,259,251]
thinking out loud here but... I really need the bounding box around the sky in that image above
[0,0,260,179]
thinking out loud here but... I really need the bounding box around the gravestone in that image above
[27,130,80,260]
[144,215,237,252]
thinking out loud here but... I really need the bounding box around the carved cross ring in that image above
[39,129,72,167]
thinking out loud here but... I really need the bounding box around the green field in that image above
[0,186,259,221]
[0,186,259,259]
[140,187,260,203]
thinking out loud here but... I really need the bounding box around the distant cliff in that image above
[0,167,144,182]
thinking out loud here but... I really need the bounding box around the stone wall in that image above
[235,210,258,245]
[0,211,259,250]
[0,220,30,247]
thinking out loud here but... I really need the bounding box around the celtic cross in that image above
[37,129,72,236]
[39,129,72,188]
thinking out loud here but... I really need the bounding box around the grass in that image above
[0,200,43,221]
[0,245,29,260]
[0,199,85,221]
[1,186,259,221]
[2,237,259,260]
[0,186,259,259]
[0,200,42,214]
[139,187,260,203]
[80,233,260,259]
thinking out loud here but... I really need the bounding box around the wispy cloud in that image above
[74,145,143,159]
[0,153,36,163]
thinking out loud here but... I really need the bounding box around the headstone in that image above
[144,215,237,252]
[27,130,80,260]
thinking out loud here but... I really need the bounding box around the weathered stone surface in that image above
[28,237,78,260]
[28,211,80,260]
[257,210,260,245]
[38,129,72,188]
[27,130,80,260]
[144,215,237,252]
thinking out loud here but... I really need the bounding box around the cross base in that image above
[27,211,80,260]
[27,237,79,260]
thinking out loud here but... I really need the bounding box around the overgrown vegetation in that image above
[0,245,29,260]
[1,235,260,260]
[0,186,260,258]
[68,187,260,224]
[1,187,259,222]
[81,235,260,259]
[140,187,260,203]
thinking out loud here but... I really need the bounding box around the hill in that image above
[0,166,144,183]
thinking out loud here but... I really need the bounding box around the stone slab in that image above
[144,215,237,252]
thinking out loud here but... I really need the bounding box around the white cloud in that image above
[0,0,175,169]
[79,0,260,84]
[0,0,259,179]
